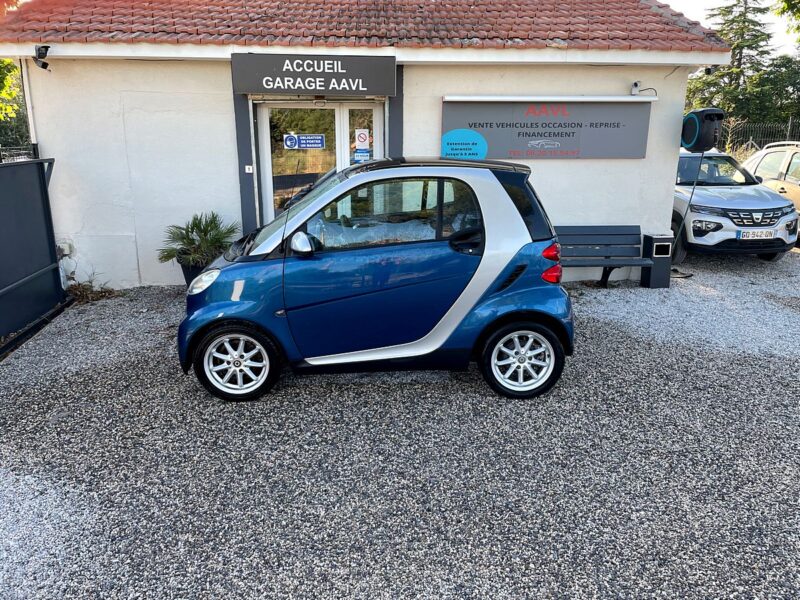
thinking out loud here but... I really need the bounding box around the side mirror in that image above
[755,175,763,183]
[290,231,314,256]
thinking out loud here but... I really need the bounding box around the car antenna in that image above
[287,159,302,209]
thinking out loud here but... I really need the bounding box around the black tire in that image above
[758,251,787,262]
[670,219,688,265]
[191,323,281,401]
[479,322,565,399]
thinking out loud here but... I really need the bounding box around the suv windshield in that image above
[677,155,757,186]
[245,170,349,255]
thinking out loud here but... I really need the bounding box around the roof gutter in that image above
[0,43,731,67]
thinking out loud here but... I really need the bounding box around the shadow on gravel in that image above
[0,281,798,597]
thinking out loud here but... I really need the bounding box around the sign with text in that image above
[283,134,325,150]
[441,101,651,160]
[232,54,396,96]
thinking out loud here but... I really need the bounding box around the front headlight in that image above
[692,204,726,216]
[187,269,220,295]
[780,205,797,216]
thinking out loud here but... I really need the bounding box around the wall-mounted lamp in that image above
[33,45,50,70]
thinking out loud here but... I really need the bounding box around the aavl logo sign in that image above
[525,104,571,118]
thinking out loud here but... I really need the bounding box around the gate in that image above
[0,158,65,344]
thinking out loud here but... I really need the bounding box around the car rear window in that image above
[492,170,554,241]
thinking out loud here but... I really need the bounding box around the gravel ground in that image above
[1,252,798,598]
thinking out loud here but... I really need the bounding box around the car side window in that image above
[754,151,786,180]
[785,153,800,183]
[304,177,481,252]
[441,179,482,238]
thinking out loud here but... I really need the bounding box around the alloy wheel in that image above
[490,330,555,392]
[202,334,270,395]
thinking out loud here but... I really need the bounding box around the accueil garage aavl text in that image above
[232,54,397,97]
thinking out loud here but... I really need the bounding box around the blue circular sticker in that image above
[284,134,298,149]
[441,129,489,160]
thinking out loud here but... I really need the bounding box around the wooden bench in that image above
[555,225,655,287]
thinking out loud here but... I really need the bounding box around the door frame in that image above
[255,100,385,224]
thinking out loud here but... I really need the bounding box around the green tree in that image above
[776,0,800,33]
[1,59,19,120]
[746,55,800,121]
[686,0,772,117]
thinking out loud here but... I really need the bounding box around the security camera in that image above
[631,81,641,96]
[33,45,50,70]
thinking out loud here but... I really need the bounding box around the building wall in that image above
[27,59,692,287]
[27,59,241,287]
[403,64,692,278]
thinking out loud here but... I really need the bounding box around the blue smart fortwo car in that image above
[178,158,574,400]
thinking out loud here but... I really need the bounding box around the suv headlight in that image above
[780,205,797,216]
[691,204,726,217]
[188,269,220,295]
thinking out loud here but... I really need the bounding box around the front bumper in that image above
[685,211,797,253]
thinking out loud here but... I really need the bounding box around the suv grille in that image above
[724,209,782,227]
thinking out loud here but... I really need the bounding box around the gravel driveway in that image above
[1,251,798,598]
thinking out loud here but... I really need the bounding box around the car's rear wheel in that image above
[758,251,787,262]
[479,322,565,399]
[670,219,688,265]
[192,324,280,401]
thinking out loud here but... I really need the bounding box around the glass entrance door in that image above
[265,107,337,213]
[257,102,384,223]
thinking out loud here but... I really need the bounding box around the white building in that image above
[0,0,729,287]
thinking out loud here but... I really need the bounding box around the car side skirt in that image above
[291,349,471,374]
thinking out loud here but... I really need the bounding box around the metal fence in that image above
[0,158,66,345]
[720,121,800,160]
[0,144,39,163]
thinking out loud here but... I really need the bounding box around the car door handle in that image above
[448,226,483,254]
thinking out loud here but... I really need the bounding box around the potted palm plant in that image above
[158,212,239,285]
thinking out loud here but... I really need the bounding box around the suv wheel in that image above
[670,219,688,265]
[758,251,787,262]
[480,322,565,399]
[192,324,280,401]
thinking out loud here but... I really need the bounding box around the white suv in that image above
[673,150,798,263]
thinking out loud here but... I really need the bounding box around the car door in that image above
[778,152,800,211]
[283,176,484,358]
[752,150,787,195]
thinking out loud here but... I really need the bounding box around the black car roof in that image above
[346,157,531,175]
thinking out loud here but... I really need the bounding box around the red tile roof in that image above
[0,0,728,52]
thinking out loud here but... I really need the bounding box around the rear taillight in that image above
[541,264,562,284]
[542,242,560,262]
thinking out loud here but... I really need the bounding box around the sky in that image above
[666,0,796,55]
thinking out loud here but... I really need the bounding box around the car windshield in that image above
[676,155,757,186]
[246,170,349,255]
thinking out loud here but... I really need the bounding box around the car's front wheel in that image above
[192,324,280,401]
[670,219,688,265]
[479,322,565,399]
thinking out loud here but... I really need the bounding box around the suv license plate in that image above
[737,229,776,240]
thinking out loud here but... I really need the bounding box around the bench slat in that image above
[561,245,641,257]
[557,234,642,245]
[562,258,653,268]
[555,225,641,236]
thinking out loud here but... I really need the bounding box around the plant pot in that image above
[179,263,206,286]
